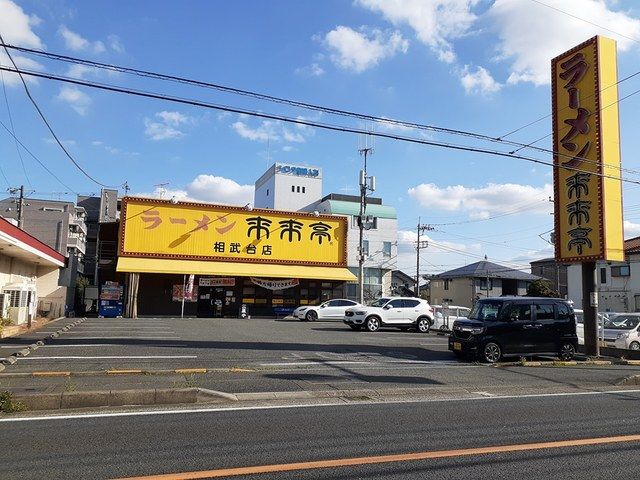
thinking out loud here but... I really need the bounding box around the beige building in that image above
[430,260,539,309]
[0,217,66,325]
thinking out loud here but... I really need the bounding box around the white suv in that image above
[343,297,434,333]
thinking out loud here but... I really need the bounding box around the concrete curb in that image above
[13,387,236,411]
[494,359,616,368]
[1,317,87,366]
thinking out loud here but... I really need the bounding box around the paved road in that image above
[1,317,639,396]
[1,389,639,479]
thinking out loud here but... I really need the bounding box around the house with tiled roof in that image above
[429,260,539,309]
[567,236,640,312]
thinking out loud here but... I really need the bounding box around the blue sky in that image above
[2,0,640,277]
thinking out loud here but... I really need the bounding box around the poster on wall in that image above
[172,285,198,302]
[250,278,299,290]
[199,277,236,287]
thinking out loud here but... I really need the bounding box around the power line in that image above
[0,34,123,189]
[0,68,31,187]
[3,43,637,177]
[530,0,640,44]
[0,118,77,193]
[3,64,640,189]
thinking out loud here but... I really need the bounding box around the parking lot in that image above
[2,316,640,397]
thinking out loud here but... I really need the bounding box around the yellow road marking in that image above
[229,367,253,373]
[32,371,71,377]
[175,369,207,374]
[112,433,640,480]
[107,369,143,375]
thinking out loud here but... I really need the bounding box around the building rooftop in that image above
[434,260,539,281]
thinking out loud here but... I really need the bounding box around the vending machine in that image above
[98,281,123,318]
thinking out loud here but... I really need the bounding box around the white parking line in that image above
[19,355,198,360]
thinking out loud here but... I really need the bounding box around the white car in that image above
[601,313,640,351]
[431,305,471,331]
[574,309,615,345]
[293,299,362,322]
[343,297,434,333]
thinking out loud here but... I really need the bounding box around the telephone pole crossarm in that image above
[415,222,434,297]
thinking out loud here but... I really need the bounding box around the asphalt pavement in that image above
[1,388,639,479]
[1,316,639,398]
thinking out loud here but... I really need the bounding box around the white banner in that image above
[251,277,299,290]
[199,277,236,287]
[185,274,195,299]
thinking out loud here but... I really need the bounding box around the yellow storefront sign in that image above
[119,197,348,267]
[552,36,624,262]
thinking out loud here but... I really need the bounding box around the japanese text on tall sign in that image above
[552,36,624,262]
[119,197,347,267]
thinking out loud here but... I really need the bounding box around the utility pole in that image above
[357,140,375,305]
[8,186,25,228]
[415,218,432,297]
[485,255,490,297]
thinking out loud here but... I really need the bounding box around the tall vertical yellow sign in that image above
[552,36,624,262]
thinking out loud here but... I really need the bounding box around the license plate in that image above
[453,342,462,351]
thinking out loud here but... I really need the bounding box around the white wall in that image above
[254,163,323,211]
[567,258,640,313]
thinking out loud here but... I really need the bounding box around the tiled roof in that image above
[433,261,539,281]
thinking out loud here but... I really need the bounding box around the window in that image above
[535,304,555,321]
[480,279,493,290]
[506,303,531,321]
[388,299,404,308]
[557,303,571,321]
[600,267,607,284]
[266,189,269,196]
[444,279,450,290]
[296,186,300,193]
[383,241,392,257]
[403,299,420,308]
[291,185,295,192]
[362,240,369,256]
[611,265,630,277]
[302,186,306,193]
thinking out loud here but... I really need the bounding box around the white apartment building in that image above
[567,237,640,313]
[253,163,398,300]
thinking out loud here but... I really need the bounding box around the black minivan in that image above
[448,297,578,363]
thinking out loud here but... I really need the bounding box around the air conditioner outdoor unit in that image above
[0,293,10,319]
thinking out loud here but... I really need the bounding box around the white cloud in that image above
[232,121,274,142]
[58,25,105,53]
[231,118,314,144]
[66,64,97,79]
[108,34,125,53]
[136,175,254,207]
[357,0,479,63]
[324,26,409,72]
[0,0,44,86]
[408,182,553,217]
[459,65,501,95]
[624,220,640,238]
[156,110,189,126]
[56,86,92,115]
[282,145,294,152]
[489,0,640,86]
[144,111,192,141]
[44,137,76,147]
[295,63,325,76]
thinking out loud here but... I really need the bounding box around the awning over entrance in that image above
[116,257,357,281]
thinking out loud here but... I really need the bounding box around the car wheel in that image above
[305,311,318,322]
[365,316,381,332]
[349,325,362,331]
[482,342,502,363]
[559,342,576,361]
[630,341,640,351]
[416,317,431,333]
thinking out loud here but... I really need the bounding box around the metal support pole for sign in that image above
[582,261,599,357]
[181,274,186,319]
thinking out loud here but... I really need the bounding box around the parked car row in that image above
[293,297,436,333]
